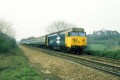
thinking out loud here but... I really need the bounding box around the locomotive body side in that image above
[47,32,65,50]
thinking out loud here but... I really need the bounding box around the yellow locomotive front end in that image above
[71,36,86,47]
[65,28,87,54]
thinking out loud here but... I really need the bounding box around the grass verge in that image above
[0,46,43,80]
[84,50,120,60]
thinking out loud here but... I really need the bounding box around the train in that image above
[20,28,87,54]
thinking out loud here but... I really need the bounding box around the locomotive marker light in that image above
[56,35,60,45]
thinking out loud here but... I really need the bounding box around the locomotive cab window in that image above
[68,32,86,36]
[71,32,78,36]
[79,32,86,36]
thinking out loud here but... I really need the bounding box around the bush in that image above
[0,32,17,54]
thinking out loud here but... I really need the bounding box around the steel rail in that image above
[81,54,120,65]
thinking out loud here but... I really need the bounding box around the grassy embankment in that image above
[0,48,42,80]
[0,46,43,80]
[0,31,43,80]
[0,32,42,80]
[84,44,120,60]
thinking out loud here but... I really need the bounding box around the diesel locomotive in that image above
[20,28,87,54]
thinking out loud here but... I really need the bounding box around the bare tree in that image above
[47,21,77,33]
[0,18,15,38]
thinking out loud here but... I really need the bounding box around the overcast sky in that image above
[0,0,120,41]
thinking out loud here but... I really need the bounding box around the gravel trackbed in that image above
[20,46,120,80]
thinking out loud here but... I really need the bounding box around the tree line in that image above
[87,29,120,48]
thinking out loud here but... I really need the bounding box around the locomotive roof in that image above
[47,28,84,35]
[20,28,85,43]
[67,28,84,32]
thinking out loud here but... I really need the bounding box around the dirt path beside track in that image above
[20,46,120,80]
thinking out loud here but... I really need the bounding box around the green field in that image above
[0,47,43,80]
[85,44,120,60]
[88,44,107,51]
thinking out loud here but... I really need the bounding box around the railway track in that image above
[80,54,120,66]
[26,46,120,77]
